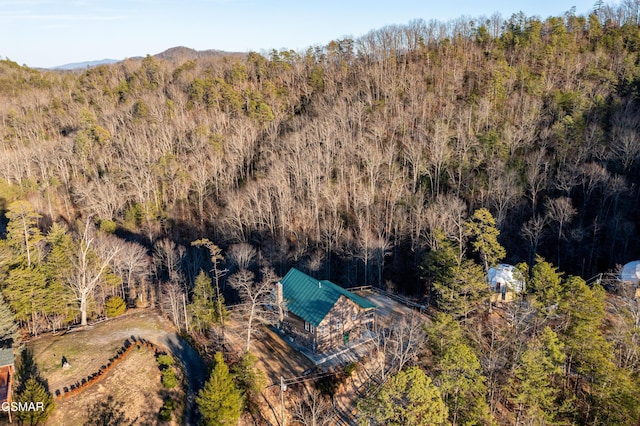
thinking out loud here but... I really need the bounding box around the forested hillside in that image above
[1,3,640,424]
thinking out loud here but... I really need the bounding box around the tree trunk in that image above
[246,305,255,352]
[80,295,88,326]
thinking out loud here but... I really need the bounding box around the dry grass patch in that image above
[224,321,314,385]
[47,345,182,425]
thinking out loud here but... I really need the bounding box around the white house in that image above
[487,264,525,302]
[619,260,640,299]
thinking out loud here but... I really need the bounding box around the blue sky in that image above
[1,0,597,68]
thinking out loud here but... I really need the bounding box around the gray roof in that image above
[0,348,14,367]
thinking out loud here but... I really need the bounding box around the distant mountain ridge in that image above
[152,46,245,61]
[51,58,119,70]
[50,47,246,70]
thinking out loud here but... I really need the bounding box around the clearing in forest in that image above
[25,311,185,425]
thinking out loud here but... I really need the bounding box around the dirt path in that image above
[159,330,206,426]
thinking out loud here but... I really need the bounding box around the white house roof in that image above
[487,264,525,293]
[619,260,640,285]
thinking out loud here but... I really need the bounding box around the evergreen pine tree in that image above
[3,265,48,335]
[233,351,266,413]
[188,270,225,332]
[15,376,54,426]
[196,352,243,425]
[5,200,43,268]
[508,326,564,424]
[42,223,76,322]
[465,208,506,274]
[359,366,447,425]
[529,256,563,309]
[436,342,491,425]
[423,232,488,319]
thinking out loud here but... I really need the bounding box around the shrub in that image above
[156,354,174,368]
[161,368,178,388]
[99,219,117,233]
[158,398,175,421]
[105,296,126,318]
[345,362,357,377]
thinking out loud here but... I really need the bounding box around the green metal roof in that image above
[280,268,376,327]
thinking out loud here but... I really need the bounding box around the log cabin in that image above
[276,268,376,353]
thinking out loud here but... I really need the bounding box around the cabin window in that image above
[334,320,342,331]
[305,321,315,334]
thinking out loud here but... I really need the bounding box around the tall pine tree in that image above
[436,342,490,425]
[196,352,243,425]
[529,256,563,310]
[465,208,505,274]
[508,326,564,424]
[358,366,448,426]
[5,200,43,268]
[188,270,225,333]
[15,376,55,426]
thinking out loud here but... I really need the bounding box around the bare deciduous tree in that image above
[226,242,257,271]
[153,238,185,284]
[521,215,548,265]
[68,220,123,326]
[610,104,640,171]
[109,240,151,304]
[161,280,185,330]
[486,164,522,229]
[228,267,281,351]
[424,194,468,259]
[425,120,451,198]
[372,312,426,379]
[546,197,577,267]
[291,387,336,426]
[525,148,548,213]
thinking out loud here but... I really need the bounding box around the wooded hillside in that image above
[2,7,640,285]
[1,3,640,424]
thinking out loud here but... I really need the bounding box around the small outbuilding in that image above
[487,264,525,302]
[618,260,640,299]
